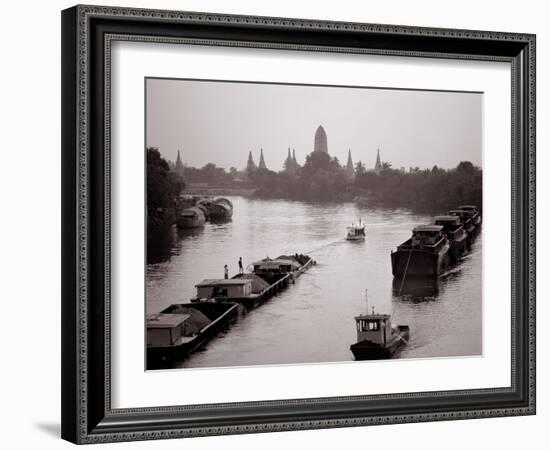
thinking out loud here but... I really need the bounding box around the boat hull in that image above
[391,247,450,278]
[448,236,468,263]
[350,326,410,360]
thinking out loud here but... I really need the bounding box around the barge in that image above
[433,215,468,263]
[350,310,409,360]
[458,205,482,230]
[146,301,240,368]
[391,225,450,279]
[448,209,477,245]
[191,254,315,309]
[176,207,206,229]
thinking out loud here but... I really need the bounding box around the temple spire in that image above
[258,148,267,170]
[345,149,354,178]
[246,150,257,173]
[284,147,292,169]
[313,125,328,154]
[175,150,185,179]
[374,148,382,174]
[292,148,298,166]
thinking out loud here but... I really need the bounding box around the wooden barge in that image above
[146,302,240,369]
[191,254,315,309]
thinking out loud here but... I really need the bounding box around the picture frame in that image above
[61,4,536,444]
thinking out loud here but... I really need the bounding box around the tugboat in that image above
[350,291,409,360]
[391,225,450,279]
[346,219,366,241]
[433,215,468,263]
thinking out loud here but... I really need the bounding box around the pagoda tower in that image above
[246,150,257,173]
[258,148,267,170]
[313,125,328,154]
[345,149,354,178]
[175,150,185,179]
[374,148,382,174]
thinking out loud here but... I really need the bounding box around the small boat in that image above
[346,220,366,241]
[391,225,450,279]
[176,207,206,229]
[146,301,240,368]
[433,215,468,263]
[350,293,409,360]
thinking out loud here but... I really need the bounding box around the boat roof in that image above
[413,224,444,232]
[355,314,391,321]
[434,215,461,223]
[195,279,252,287]
[181,207,204,215]
[146,313,189,329]
[458,205,478,209]
[252,257,300,268]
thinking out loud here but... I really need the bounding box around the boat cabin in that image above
[347,222,366,239]
[195,279,252,299]
[146,313,189,347]
[354,314,392,345]
[411,225,445,247]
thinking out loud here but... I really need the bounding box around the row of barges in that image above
[147,253,315,368]
[391,205,482,280]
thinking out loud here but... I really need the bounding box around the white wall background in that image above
[0,0,545,449]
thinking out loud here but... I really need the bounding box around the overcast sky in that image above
[146,78,482,172]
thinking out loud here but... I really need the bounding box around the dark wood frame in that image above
[61,4,536,444]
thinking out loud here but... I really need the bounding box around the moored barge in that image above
[176,206,206,229]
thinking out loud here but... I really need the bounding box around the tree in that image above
[355,161,366,175]
[146,147,184,212]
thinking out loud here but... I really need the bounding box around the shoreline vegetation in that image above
[147,146,482,230]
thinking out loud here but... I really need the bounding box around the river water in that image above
[146,196,482,369]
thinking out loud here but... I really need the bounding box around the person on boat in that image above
[238,257,243,274]
[224,264,228,279]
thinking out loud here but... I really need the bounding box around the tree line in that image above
[147,146,482,215]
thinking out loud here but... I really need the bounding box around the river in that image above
[146,196,482,369]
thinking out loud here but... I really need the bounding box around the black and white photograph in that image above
[145,78,483,370]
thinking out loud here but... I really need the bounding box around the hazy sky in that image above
[146,78,482,171]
